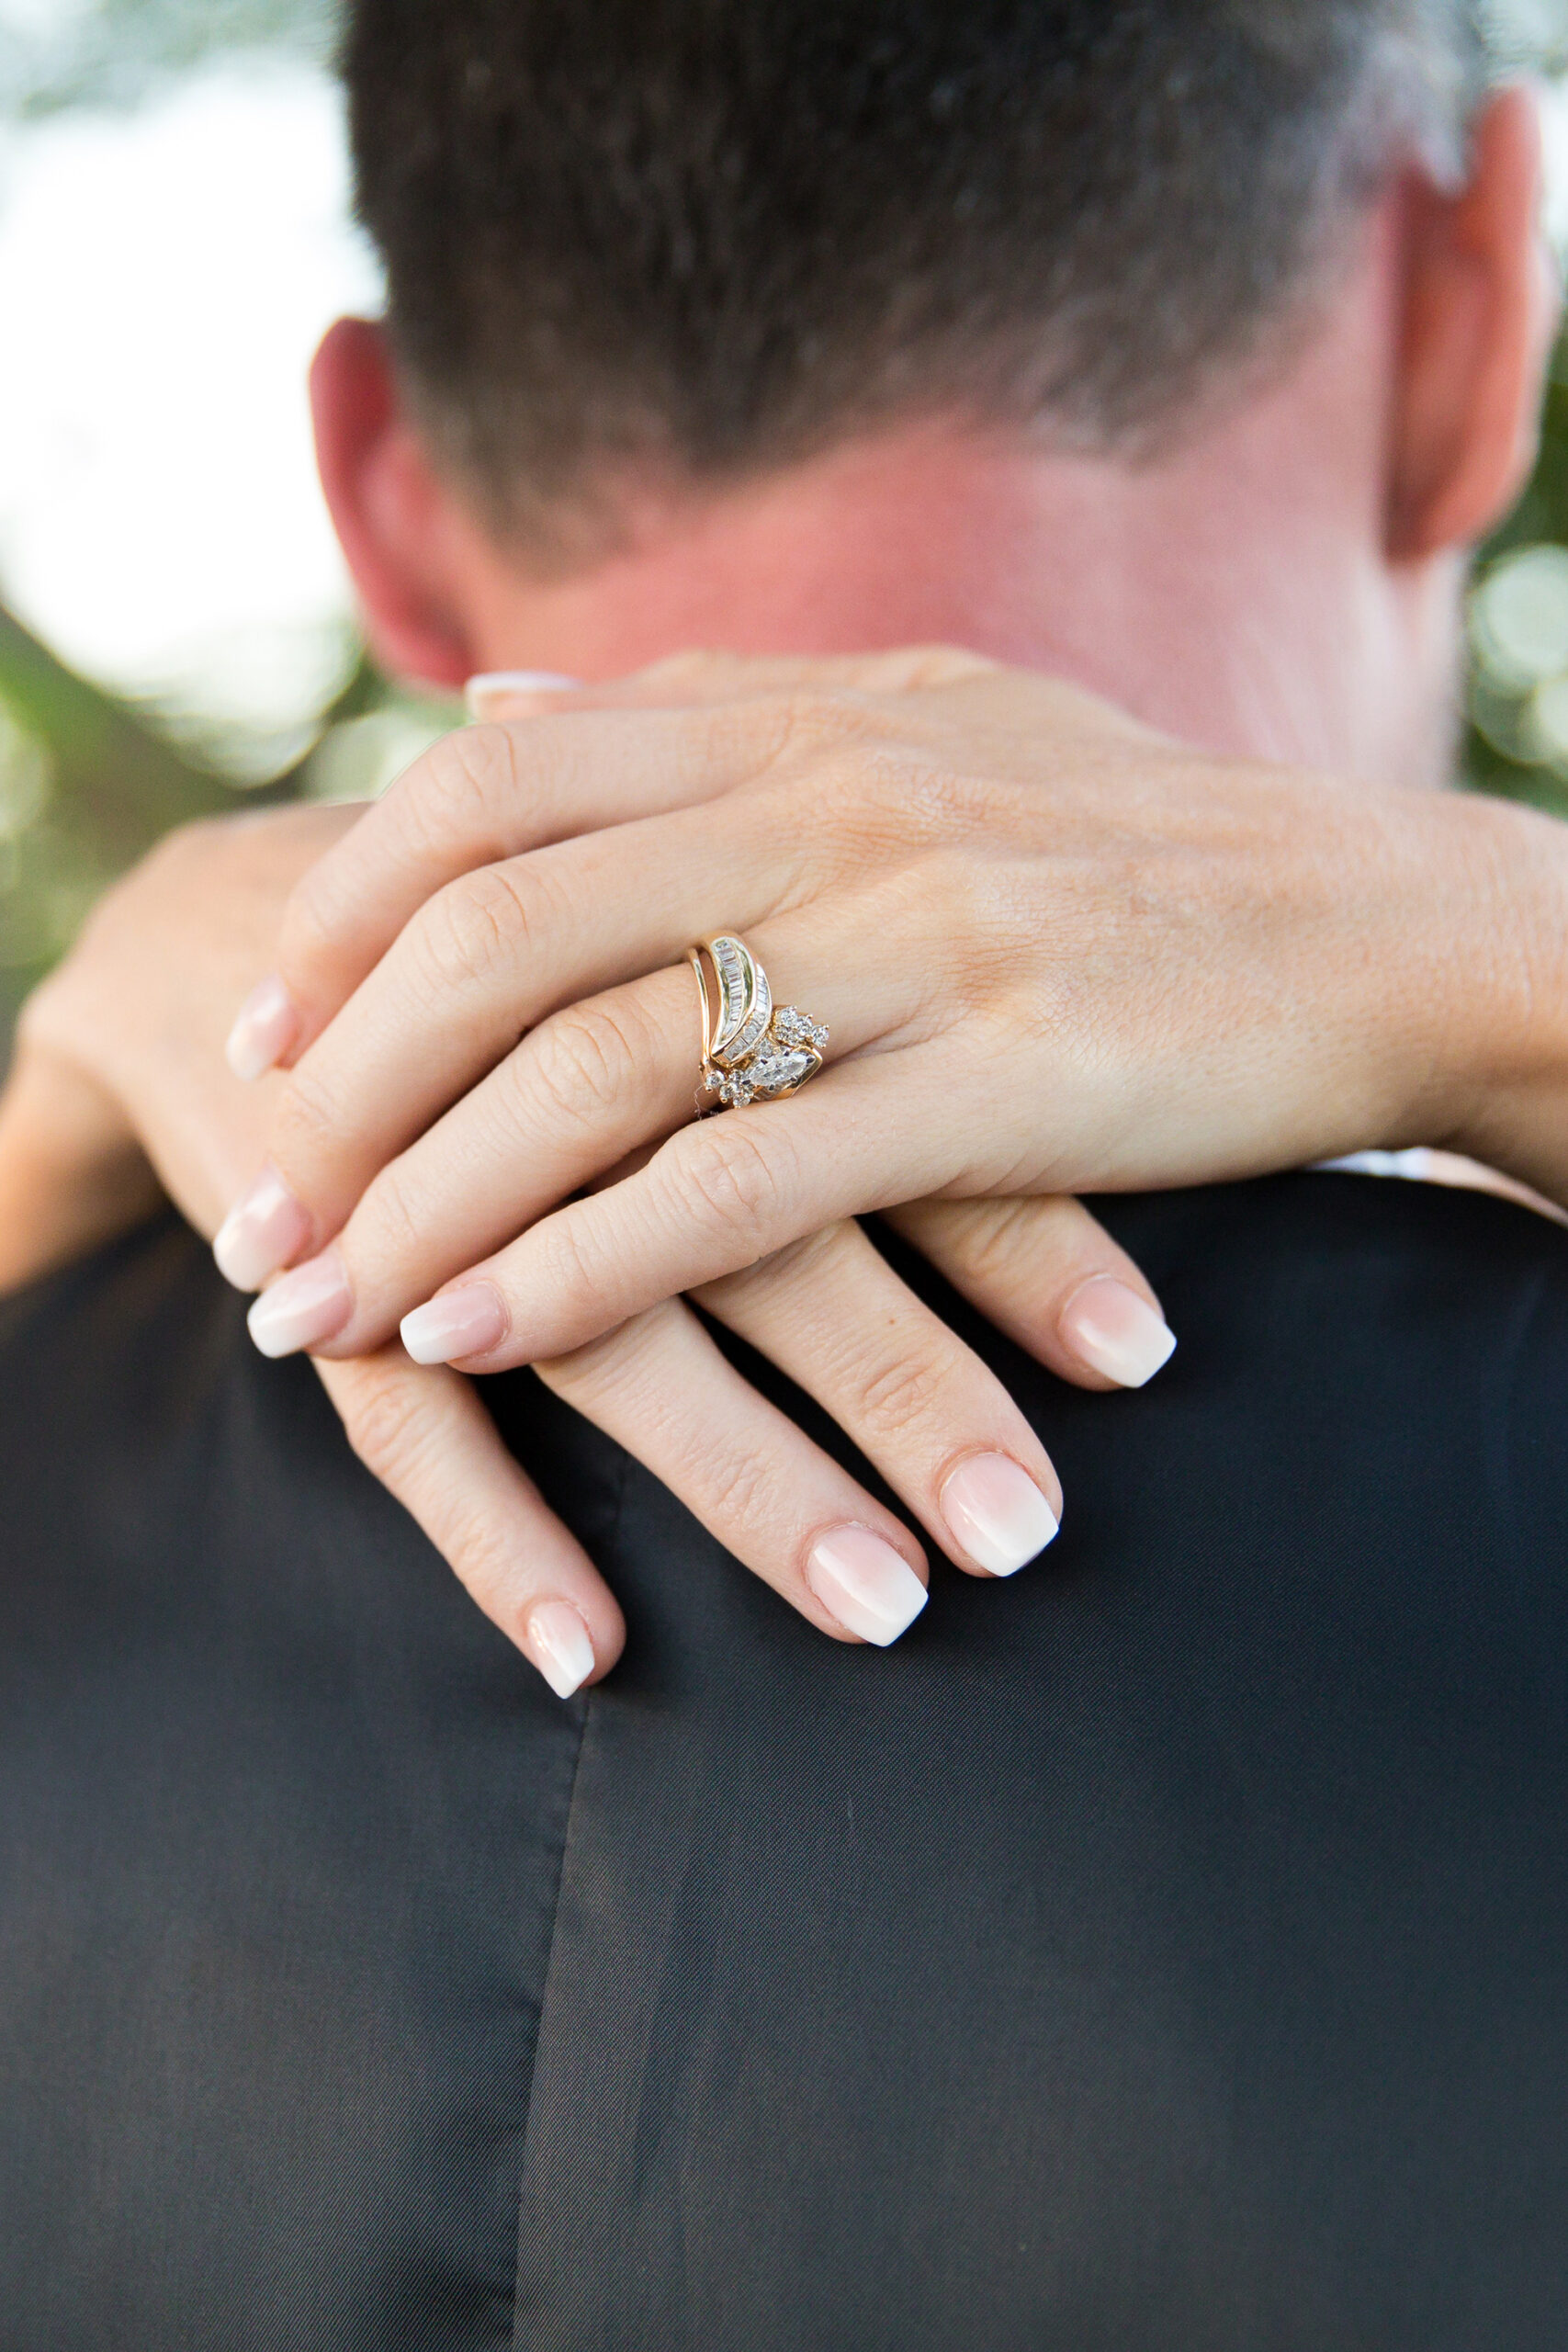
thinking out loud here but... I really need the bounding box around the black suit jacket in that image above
[2,1175,1566,2348]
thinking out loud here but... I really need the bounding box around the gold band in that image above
[689,935,829,1112]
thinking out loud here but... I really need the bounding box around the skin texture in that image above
[0,89,1562,1698]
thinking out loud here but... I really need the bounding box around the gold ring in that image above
[689,934,829,1112]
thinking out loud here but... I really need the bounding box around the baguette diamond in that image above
[690,936,829,1114]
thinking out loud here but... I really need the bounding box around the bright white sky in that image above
[0,58,379,765]
[1,48,1568,769]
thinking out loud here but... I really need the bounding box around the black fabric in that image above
[1,1173,1566,2348]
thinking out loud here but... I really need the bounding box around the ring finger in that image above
[694,1218,1062,1577]
[229,934,901,1358]
[537,1227,1059,1645]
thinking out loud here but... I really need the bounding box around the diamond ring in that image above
[689,934,829,1112]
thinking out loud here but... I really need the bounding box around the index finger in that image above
[242,696,802,1074]
[229,650,1000,1080]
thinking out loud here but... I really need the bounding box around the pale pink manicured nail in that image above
[400,1284,508,1366]
[213,1165,312,1292]
[224,975,299,1082]
[526,1601,597,1699]
[464,671,583,720]
[806,1527,928,1646]
[1060,1277,1177,1388]
[246,1250,353,1360]
[940,1453,1059,1577]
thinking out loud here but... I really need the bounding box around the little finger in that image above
[886,1195,1178,1392]
[312,1351,625,1697]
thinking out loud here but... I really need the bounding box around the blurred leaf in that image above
[1,0,334,119]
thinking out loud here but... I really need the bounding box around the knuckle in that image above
[440,1510,527,1614]
[338,1360,438,1485]
[537,1211,621,1336]
[698,1218,846,1312]
[416,862,542,993]
[280,860,353,974]
[268,1057,346,1169]
[390,724,521,861]
[853,1340,955,1441]
[525,997,644,1128]
[798,746,960,870]
[355,1158,427,1263]
[717,689,871,803]
[537,1296,673,1400]
[693,1439,775,1533]
[682,1122,788,1248]
[935,1197,1056,1285]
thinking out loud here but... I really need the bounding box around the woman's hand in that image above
[0,789,1167,1690]
[221,650,1568,1386]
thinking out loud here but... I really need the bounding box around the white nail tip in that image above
[400,1287,506,1366]
[464,670,583,718]
[940,1454,1059,1577]
[528,1602,596,1699]
[245,1261,351,1360]
[212,1169,310,1294]
[1063,1280,1178,1389]
[224,975,296,1083]
[806,1529,929,1647]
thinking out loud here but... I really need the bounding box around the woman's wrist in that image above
[0,1048,162,1293]
[1415,790,1568,1203]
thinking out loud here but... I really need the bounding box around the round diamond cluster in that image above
[773,1007,829,1052]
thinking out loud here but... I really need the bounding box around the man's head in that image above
[312,1,1556,786]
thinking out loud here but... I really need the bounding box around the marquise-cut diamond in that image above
[749,1048,816,1096]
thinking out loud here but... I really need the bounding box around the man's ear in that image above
[1387,85,1560,562]
[309,318,476,688]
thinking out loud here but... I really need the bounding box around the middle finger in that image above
[235,938,906,1359]
[253,792,818,1252]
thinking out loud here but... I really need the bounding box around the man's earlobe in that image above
[1386,85,1559,563]
[309,317,476,688]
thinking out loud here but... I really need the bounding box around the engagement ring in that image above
[689,934,829,1112]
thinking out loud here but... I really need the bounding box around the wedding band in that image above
[689,934,829,1112]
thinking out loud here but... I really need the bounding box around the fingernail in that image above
[526,1600,596,1699]
[246,1250,353,1359]
[806,1527,928,1646]
[400,1283,508,1366]
[1060,1277,1178,1388]
[465,670,583,719]
[940,1453,1059,1577]
[225,975,299,1082]
[213,1165,311,1292]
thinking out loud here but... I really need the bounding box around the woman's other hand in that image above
[0,808,626,1691]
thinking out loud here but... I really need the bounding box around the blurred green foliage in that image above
[1465,344,1568,817]
[0,604,411,1053]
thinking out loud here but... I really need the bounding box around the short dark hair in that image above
[344,2,1485,549]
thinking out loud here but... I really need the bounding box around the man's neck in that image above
[449,220,1457,792]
